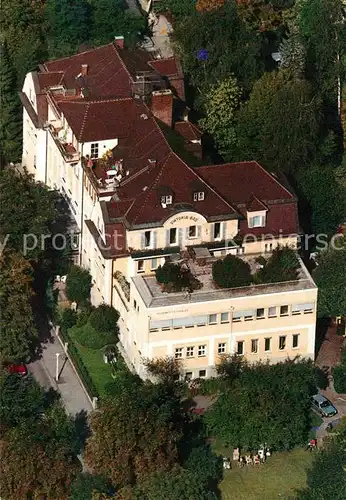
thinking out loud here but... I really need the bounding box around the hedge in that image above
[332,365,346,394]
[58,326,99,400]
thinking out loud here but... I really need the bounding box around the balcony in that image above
[82,155,125,197]
[49,126,80,163]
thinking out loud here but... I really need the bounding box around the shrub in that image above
[143,356,183,384]
[60,309,78,331]
[333,365,346,394]
[66,265,92,304]
[76,306,93,327]
[155,262,202,293]
[212,254,252,288]
[70,324,116,350]
[255,246,299,284]
[89,305,120,334]
[314,367,329,390]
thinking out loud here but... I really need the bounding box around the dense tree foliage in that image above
[0,251,37,362]
[297,422,346,499]
[212,254,252,288]
[254,245,299,284]
[85,384,184,489]
[66,265,93,304]
[313,236,346,317]
[0,169,57,259]
[143,355,183,384]
[89,304,120,335]
[205,359,317,450]
[0,43,22,164]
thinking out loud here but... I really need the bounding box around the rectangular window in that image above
[218,342,226,354]
[251,339,258,353]
[256,308,265,319]
[151,258,158,270]
[133,299,137,309]
[292,334,299,349]
[198,345,206,357]
[161,195,173,205]
[280,305,289,316]
[188,225,197,238]
[193,191,205,201]
[237,341,244,355]
[144,231,151,248]
[208,314,217,325]
[175,347,183,359]
[169,228,177,245]
[221,312,229,323]
[137,260,144,273]
[279,336,286,350]
[265,243,273,252]
[268,306,277,317]
[90,143,99,159]
[185,372,193,381]
[199,369,206,378]
[264,338,271,352]
[186,346,195,358]
[249,215,265,228]
[214,222,221,240]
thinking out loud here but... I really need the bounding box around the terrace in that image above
[49,125,80,163]
[132,250,317,308]
[82,154,124,196]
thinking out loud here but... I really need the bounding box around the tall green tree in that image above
[0,250,37,362]
[0,43,22,164]
[44,0,91,57]
[85,384,183,489]
[233,69,321,173]
[66,265,93,304]
[199,76,242,159]
[313,236,346,317]
[89,0,145,47]
[0,168,56,259]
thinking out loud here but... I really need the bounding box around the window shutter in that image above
[185,227,190,239]
[211,223,215,240]
[140,233,145,249]
[222,222,226,240]
[197,225,202,238]
[152,231,157,249]
[178,228,183,246]
[165,230,170,247]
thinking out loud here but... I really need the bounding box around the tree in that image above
[297,424,346,499]
[44,0,91,57]
[199,76,242,159]
[143,356,183,385]
[0,250,37,362]
[254,245,299,284]
[154,0,196,18]
[0,43,22,163]
[236,0,285,32]
[196,0,225,12]
[119,468,218,500]
[233,70,321,173]
[0,169,57,260]
[89,0,145,47]
[70,473,114,500]
[212,254,252,288]
[66,265,92,304]
[173,2,263,99]
[85,385,183,488]
[89,305,120,335]
[313,237,346,317]
[205,359,317,450]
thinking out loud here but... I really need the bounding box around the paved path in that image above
[28,330,92,416]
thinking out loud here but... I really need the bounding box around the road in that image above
[28,329,92,416]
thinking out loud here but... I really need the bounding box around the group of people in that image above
[229,446,271,468]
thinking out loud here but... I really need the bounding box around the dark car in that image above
[311,394,337,418]
[5,363,28,377]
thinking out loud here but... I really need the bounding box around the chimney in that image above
[81,64,88,76]
[114,36,125,49]
[151,90,173,128]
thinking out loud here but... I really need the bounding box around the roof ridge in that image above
[111,44,133,82]
[45,43,114,65]
[78,102,91,142]
[252,160,294,199]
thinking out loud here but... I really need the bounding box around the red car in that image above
[5,363,28,376]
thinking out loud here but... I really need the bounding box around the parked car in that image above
[311,394,337,417]
[5,363,28,377]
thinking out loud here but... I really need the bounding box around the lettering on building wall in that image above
[169,215,200,225]
[155,309,189,316]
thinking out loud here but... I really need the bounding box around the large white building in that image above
[21,40,317,379]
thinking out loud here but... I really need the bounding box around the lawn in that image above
[67,327,113,397]
[215,445,314,500]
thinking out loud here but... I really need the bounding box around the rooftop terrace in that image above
[132,254,317,308]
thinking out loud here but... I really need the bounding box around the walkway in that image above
[28,327,92,416]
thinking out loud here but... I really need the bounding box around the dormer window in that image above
[249,215,265,228]
[161,195,172,205]
[193,191,205,201]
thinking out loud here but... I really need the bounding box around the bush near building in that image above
[155,262,202,292]
[254,246,299,284]
[66,265,92,304]
[212,254,252,288]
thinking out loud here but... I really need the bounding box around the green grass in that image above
[214,445,314,500]
[68,327,113,397]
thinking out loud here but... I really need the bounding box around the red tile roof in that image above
[175,121,202,141]
[246,194,268,212]
[149,58,179,76]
